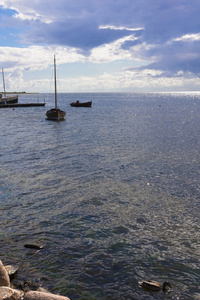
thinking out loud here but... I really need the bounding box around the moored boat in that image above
[0,68,18,105]
[0,94,18,105]
[70,101,92,107]
[46,108,66,120]
[46,55,66,121]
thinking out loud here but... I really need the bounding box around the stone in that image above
[24,244,44,250]
[5,265,19,279]
[0,260,10,287]
[0,286,24,300]
[24,290,71,300]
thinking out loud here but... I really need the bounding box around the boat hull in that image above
[70,101,92,107]
[0,95,18,105]
[46,108,66,120]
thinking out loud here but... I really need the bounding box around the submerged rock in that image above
[24,244,44,250]
[0,259,10,287]
[17,278,44,292]
[0,286,24,300]
[24,290,70,300]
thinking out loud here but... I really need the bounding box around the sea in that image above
[1,92,200,300]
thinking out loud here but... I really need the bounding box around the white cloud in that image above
[0,45,85,71]
[14,11,52,23]
[99,25,144,32]
[45,69,200,92]
[173,33,200,43]
[0,0,52,23]
[89,35,141,63]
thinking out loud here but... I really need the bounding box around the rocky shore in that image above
[0,259,70,300]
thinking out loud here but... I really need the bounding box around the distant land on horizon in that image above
[0,92,39,94]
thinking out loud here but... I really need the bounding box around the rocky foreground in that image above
[0,259,70,300]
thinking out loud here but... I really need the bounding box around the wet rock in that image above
[24,244,44,250]
[0,260,10,287]
[18,279,40,292]
[5,265,19,279]
[0,286,24,300]
[24,290,71,300]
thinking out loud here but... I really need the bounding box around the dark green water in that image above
[1,92,200,299]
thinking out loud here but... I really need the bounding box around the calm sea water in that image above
[1,92,200,299]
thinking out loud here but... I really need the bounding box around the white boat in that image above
[46,56,66,121]
[0,68,18,105]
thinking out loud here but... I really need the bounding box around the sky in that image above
[0,0,200,93]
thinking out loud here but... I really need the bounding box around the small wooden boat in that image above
[70,100,92,107]
[46,55,66,121]
[46,107,65,120]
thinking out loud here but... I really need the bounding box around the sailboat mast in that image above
[2,68,6,97]
[54,55,57,109]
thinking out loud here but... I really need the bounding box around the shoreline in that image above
[0,259,71,300]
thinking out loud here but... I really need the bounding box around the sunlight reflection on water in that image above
[1,92,200,299]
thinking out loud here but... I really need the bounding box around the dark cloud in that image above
[24,20,139,52]
[121,38,143,50]
[2,0,200,77]
[125,37,200,79]
[139,37,200,77]
[9,1,200,46]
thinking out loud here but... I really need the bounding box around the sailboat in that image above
[0,68,18,105]
[46,55,66,120]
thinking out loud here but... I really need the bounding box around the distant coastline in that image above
[0,92,39,94]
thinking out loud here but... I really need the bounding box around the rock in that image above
[0,260,10,287]
[17,280,41,292]
[24,290,70,300]
[5,265,19,279]
[0,286,24,300]
[37,287,51,293]
[24,244,44,250]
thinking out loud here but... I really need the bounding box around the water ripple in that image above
[1,92,200,299]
